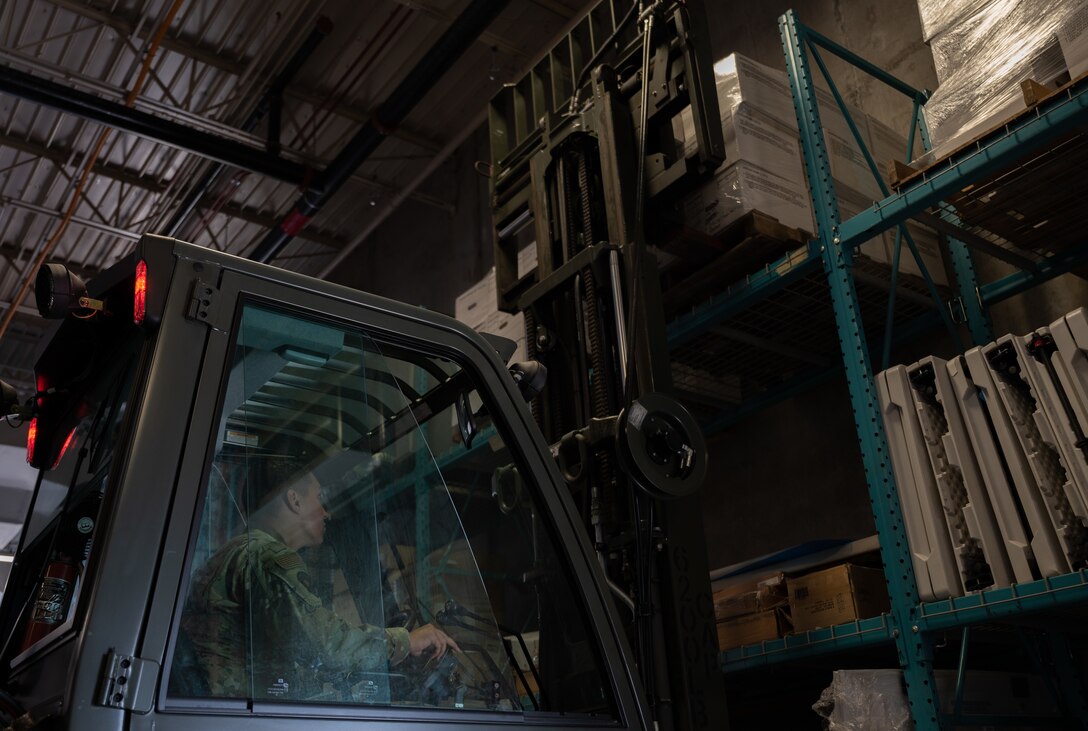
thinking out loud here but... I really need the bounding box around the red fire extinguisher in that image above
[20,555,78,652]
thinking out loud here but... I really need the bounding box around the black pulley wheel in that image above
[617,392,706,499]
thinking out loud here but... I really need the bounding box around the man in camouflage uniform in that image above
[180,457,459,700]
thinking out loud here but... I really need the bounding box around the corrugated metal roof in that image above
[0,0,590,396]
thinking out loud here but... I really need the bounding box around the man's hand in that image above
[408,623,461,660]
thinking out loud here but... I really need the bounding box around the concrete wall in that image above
[325,127,493,313]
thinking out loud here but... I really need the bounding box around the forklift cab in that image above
[0,236,649,730]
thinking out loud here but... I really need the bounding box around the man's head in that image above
[248,456,329,549]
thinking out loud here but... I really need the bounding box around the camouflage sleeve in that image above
[254,542,406,673]
[385,626,411,665]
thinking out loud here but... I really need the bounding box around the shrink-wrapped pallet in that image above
[916,0,1088,166]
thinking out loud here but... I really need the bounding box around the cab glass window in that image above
[168,303,616,718]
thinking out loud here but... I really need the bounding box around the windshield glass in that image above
[168,302,617,718]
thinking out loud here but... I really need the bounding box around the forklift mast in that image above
[486,1,727,729]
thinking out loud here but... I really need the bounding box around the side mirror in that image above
[509,361,547,402]
[455,390,478,449]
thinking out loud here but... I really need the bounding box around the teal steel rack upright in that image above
[677,9,1088,730]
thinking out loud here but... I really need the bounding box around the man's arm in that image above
[259,546,412,671]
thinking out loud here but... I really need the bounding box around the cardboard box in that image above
[712,572,788,621]
[810,87,882,202]
[709,53,797,125]
[454,268,527,363]
[716,607,790,651]
[681,160,814,238]
[455,269,497,326]
[823,123,881,201]
[475,309,527,361]
[676,53,813,241]
[517,241,537,280]
[680,79,804,176]
[676,52,896,240]
[679,52,876,206]
[788,564,889,633]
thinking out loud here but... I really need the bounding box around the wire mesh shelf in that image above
[667,246,942,424]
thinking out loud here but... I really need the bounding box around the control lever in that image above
[436,600,543,710]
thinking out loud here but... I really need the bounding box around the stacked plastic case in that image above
[879,308,1088,600]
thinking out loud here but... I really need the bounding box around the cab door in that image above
[131,261,649,730]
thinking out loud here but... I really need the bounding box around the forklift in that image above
[0,0,728,728]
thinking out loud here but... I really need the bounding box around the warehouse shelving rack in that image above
[690,9,1088,730]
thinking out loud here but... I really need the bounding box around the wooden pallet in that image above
[659,210,811,316]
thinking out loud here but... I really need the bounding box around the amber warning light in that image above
[134,259,147,325]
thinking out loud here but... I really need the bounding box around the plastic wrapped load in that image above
[680,158,814,237]
[671,53,944,280]
[675,54,815,238]
[916,0,995,42]
[814,669,1060,728]
[675,53,884,235]
[919,0,1088,166]
[812,670,912,731]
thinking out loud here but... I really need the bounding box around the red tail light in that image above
[53,428,77,469]
[35,374,47,409]
[134,259,147,325]
[26,417,37,465]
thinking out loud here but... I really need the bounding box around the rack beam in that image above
[919,571,1088,632]
[722,615,894,672]
[979,244,1088,306]
[837,76,1088,252]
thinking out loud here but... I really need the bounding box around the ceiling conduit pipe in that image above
[163,16,333,237]
[0,65,309,183]
[248,0,511,265]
